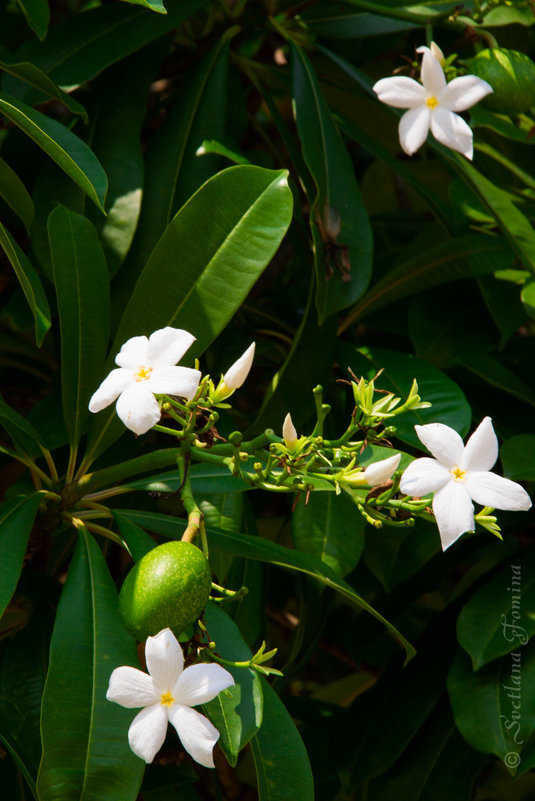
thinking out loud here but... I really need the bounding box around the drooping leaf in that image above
[14,0,49,40]
[363,522,441,592]
[48,205,110,447]
[0,393,46,456]
[0,156,34,231]
[0,223,51,346]
[0,493,43,619]
[36,527,144,801]
[0,93,107,212]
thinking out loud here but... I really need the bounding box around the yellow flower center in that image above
[135,366,152,382]
[426,95,439,109]
[450,466,466,481]
[160,691,174,707]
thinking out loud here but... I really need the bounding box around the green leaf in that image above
[0,50,87,119]
[0,493,43,620]
[471,106,535,144]
[340,234,514,328]
[363,522,440,592]
[48,205,110,447]
[302,8,419,37]
[15,0,49,40]
[113,512,156,563]
[0,393,46,456]
[0,695,37,798]
[202,604,263,766]
[250,679,314,801]
[37,527,144,801]
[501,434,535,481]
[4,0,207,98]
[337,344,472,447]
[0,93,107,212]
[292,490,365,577]
[447,644,535,774]
[118,509,416,661]
[123,464,251,495]
[0,157,34,231]
[0,223,51,346]
[457,552,535,670]
[291,43,372,322]
[117,0,167,14]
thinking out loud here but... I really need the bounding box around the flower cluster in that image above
[373,42,493,159]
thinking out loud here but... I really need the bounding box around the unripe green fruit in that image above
[469,48,535,116]
[118,541,212,641]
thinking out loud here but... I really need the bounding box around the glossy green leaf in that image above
[337,344,472,447]
[37,527,144,801]
[291,43,373,322]
[123,463,251,495]
[118,509,416,661]
[4,0,207,98]
[48,205,110,447]
[250,678,314,801]
[0,493,43,619]
[0,223,51,346]
[340,234,514,329]
[0,93,107,212]
[15,0,49,40]
[118,0,167,14]
[501,434,535,481]
[448,644,535,774]
[457,552,535,669]
[0,50,86,119]
[292,490,365,577]
[364,522,440,592]
[303,8,418,37]
[0,394,46,456]
[0,157,34,230]
[471,107,535,144]
[113,512,156,562]
[202,603,263,766]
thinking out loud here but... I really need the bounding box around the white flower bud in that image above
[283,413,298,449]
[222,342,255,390]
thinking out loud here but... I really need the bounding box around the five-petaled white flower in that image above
[373,44,493,159]
[400,417,531,550]
[89,327,201,435]
[344,453,401,487]
[107,628,234,766]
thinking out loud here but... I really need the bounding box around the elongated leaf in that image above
[123,464,251,495]
[118,0,167,13]
[0,695,37,798]
[337,343,471,447]
[15,0,49,40]
[303,8,418,37]
[291,43,372,322]
[0,157,34,230]
[364,521,441,592]
[0,94,107,211]
[0,223,50,346]
[0,493,42,619]
[340,234,514,329]
[37,528,144,801]
[457,552,535,669]
[447,644,535,774]
[118,509,416,661]
[4,0,206,98]
[250,679,314,801]
[48,206,110,447]
[202,604,263,766]
[0,393,46,455]
[113,512,156,562]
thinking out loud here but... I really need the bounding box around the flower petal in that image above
[106,666,159,708]
[373,76,426,109]
[398,106,431,156]
[400,457,451,496]
[363,453,401,486]
[419,47,446,97]
[283,412,297,447]
[115,383,161,435]
[414,423,464,467]
[149,366,202,400]
[128,703,168,763]
[432,481,475,550]
[438,75,493,112]
[460,417,498,472]
[168,704,220,768]
[115,335,149,369]
[147,327,196,367]
[465,472,532,512]
[430,107,473,160]
[88,368,132,413]
[145,628,184,692]
[173,663,235,707]
[223,342,256,390]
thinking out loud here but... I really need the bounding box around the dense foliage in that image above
[1,0,535,799]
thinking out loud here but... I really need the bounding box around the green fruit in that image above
[469,48,535,116]
[118,541,212,641]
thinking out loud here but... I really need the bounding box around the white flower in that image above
[222,342,255,390]
[373,43,493,159]
[400,417,532,550]
[282,412,298,450]
[89,327,201,435]
[107,628,234,766]
[344,453,401,487]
